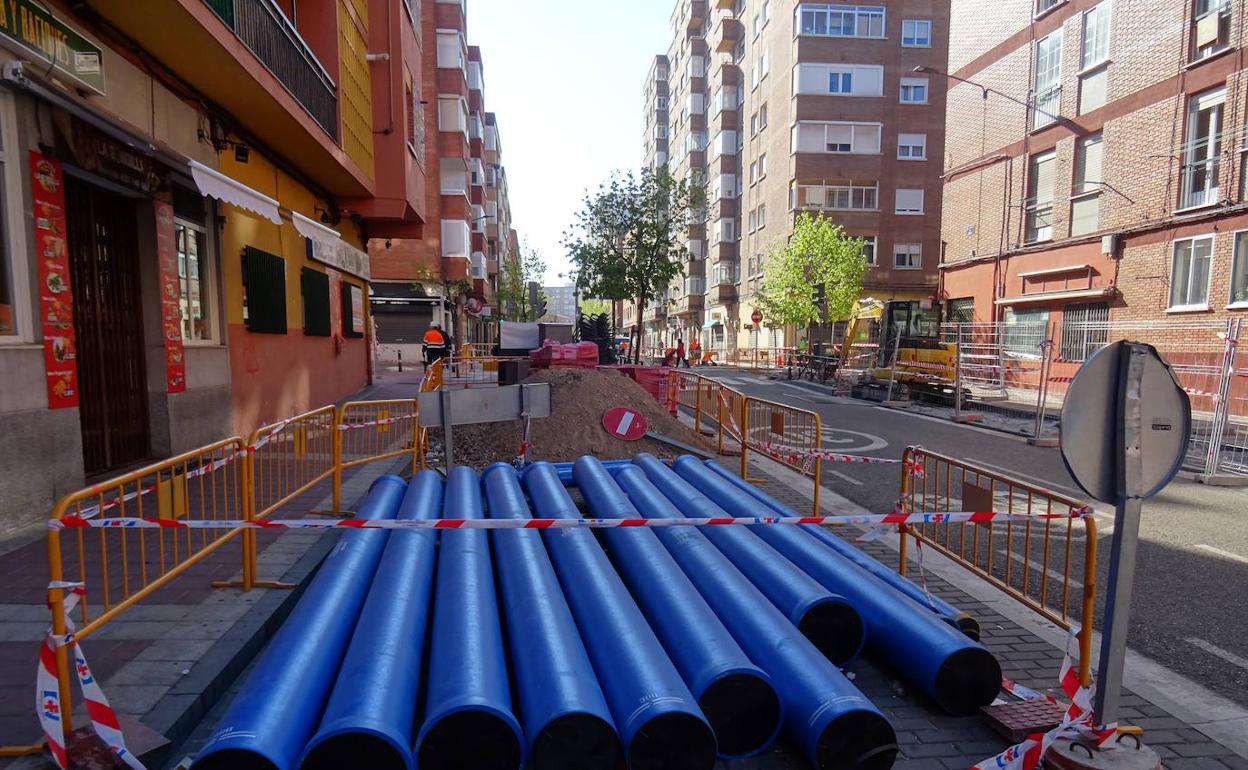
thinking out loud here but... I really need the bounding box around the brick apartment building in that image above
[630,0,949,355]
[940,0,1247,354]
[368,2,520,353]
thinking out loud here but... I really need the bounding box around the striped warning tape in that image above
[335,413,417,430]
[49,508,1090,531]
[755,441,924,472]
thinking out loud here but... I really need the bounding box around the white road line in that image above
[1186,638,1248,672]
[1194,544,1248,565]
[995,549,1083,590]
[826,469,864,486]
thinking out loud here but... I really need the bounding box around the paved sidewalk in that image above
[0,374,421,768]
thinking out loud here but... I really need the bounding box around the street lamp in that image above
[912,65,1061,124]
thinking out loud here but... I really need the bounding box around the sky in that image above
[467,0,673,286]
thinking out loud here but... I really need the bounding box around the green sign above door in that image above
[0,0,105,94]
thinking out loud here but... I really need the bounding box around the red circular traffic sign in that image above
[466,296,484,315]
[602,407,648,441]
[751,310,763,324]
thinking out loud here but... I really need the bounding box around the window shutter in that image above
[242,246,287,334]
[301,267,331,337]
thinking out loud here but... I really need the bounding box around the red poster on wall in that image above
[31,151,79,409]
[154,199,186,393]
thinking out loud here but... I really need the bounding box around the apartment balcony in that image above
[712,15,744,54]
[471,252,487,280]
[89,0,376,197]
[468,60,484,93]
[643,302,668,321]
[708,282,738,305]
[672,293,706,314]
[688,0,707,29]
[713,0,734,9]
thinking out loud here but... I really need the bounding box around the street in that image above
[688,366,1248,709]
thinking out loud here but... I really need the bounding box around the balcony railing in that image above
[1181,158,1221,209]
[205,0,338,139]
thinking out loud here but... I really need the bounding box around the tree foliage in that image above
[756,213,868,329]
[579,297,610,317]
[496,242,547,321]
[562,166,704,361]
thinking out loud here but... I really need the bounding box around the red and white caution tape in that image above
[38,582,145,770]
[50,508,1089,532]
[336,414,416,430]
[975,630,1115,770]
[1183,387,1221,400]
[754,441,925,474]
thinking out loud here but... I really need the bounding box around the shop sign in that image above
[307,237,370,281]
[30,151,78,409]
[62,119,163,194]
[327,267,342,337]
[349,284,364,333]
[154,200,185,393]
[0,1,105,94]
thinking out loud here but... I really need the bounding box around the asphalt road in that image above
[687,366,1248,709]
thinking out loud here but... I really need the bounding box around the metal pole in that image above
[954,324,964,420]
[441,388,455,473]
[1094,343,1146,724]
[1033,337,1054,438]
[885,324,903,402]
[1205,318,1237,476]
[398,349,403,373]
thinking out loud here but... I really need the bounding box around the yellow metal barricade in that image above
[741,397,822,514]
[898,446,1097,685]
[334,399,420,513]
[43,437,250,740]
[716,384,746,454]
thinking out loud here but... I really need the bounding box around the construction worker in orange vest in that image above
[423,323,449,365]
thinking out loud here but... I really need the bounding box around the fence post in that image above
[1205,318,1238,476]
[954,324,964,421]
[717,394,725,455]
[332,407,344,515]
[45,534,74,736]
[242,439,255,592]
[694,376,703,434]
[898,448,911,577]
[812,414,822,516]
[739,397,749,479]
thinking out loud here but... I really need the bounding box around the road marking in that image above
[964,458,1090,501]
[826,469,864,486]
[995,549,1083,590]
[1186,638,1248,672]
[1194,544,1248,565]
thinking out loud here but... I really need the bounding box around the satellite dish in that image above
[1059,341,1191,503]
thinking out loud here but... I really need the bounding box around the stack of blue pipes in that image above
[190,453,1001,770]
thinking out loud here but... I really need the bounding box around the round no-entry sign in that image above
[603,407,647,441]
[751,310,763,324]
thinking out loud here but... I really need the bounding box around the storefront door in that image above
[65,176,150,474]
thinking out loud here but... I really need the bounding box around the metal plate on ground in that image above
[417,383,551,426]
[981,700,1065,743]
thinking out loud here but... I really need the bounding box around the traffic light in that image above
[535,297,548,319]
[813,283,826,304]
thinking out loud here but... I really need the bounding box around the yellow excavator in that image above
[839,297,962,402]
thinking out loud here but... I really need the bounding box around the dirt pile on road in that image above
[427,367,712,468]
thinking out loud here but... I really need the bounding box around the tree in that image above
[496,242,547,321]
[563,166,704,362]
[579,298,610,317]
[755,212,868,336]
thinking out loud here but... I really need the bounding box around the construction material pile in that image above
[440,368,711,466]
[191,454,1001,770]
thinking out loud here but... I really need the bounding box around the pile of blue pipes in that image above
[191,454,1001,770]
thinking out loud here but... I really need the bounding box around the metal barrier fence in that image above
[898,446,1096,685]
[44,437,252,741]
[742,397,822,515]
[437,355,524,388]
[334,399,421,513]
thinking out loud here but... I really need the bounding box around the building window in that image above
[242,246,288,334]
[300,267,331,337]
[1035,0,1060,15]
[758,204,766,229]
[793,121,883,154]
[657,96,668,110]
[175,221,211,341]
[899,77,928,104]
[1033,31,1062,129]
[1071,133,1103,236]
[1003,308,1049,355]
[1169,235,1214,309]
[860,236,877,265]
[897,133,927,159]
[1025,150,1056,242]
[795,63,883,97]
[902,19,931,47]
[1232,231,1248,305]
[1193,0,1231,61]
[948,298,975,322]
[797,4,885,38]
[829,71,853,94]
[798,181,879,210]
[895,188,924,214]
[1059,302,1109,361]
[1081,3,1111,68]
[435,30,465,69]
[1182,87,1225,210]
[894,243,922,269]
[758,153,767,179]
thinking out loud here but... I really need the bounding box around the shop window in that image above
[242,246,288,334]
[301,267,331,336]
[175,221,211,341]
[0,90,25,339]
[341,281,365,338]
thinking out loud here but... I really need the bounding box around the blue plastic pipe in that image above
[299,472,443,770]
[701,460,981,639]
[192,475,407,770]
[673,457,1002,716]
[630,455,865,665]
[520,459,633,485]
[414,466,523,770]
[481,463,621,770]
[571,456,782,758]
[521,462,717,770]
[614,464,897,770]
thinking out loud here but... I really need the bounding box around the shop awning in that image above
[291,210,341,245]
[189,161,281,224]
[702,318,722,329]
[995,287,1114,306]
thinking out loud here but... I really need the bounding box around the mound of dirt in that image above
[427,367,713,468]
